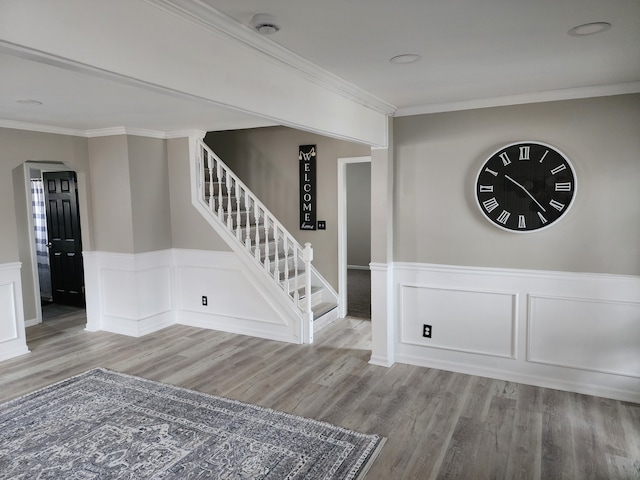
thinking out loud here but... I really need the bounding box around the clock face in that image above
[475,142,576,232]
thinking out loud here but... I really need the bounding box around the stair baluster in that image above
[254,205,261,261]
[263,216,271,274]
[216,163,223,218]
[226,175,233,230]
[245,192,252,251]
[272,224,280,284]
[234,181,242,241]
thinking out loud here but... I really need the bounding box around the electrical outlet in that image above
[202,296,208,306]
[317,220,326,230]
[422,324,432,338]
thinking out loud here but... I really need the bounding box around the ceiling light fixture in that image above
[389,54,422,65]
[250,14,280,35]
[16,99,43,105]
[568,22,611,36]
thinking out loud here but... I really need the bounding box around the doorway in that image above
[27,164,86,324]
[338,156,372,319]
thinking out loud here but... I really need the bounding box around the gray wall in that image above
[393,94,640,275]
[2,128,91,321]
[206,127,371,289]
[87,135,135,253]
[167,137,230,251]
[346,162,371,267]
[87,135,173,254]
[128,136,172,253]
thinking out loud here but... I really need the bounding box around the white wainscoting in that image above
[83,251,174,337]
[393,262,640,403]
[0,263,30,361]
[173,249,300,343]
[83,249,301,343]
[400,284,517,359]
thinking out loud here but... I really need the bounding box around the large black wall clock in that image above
[475,141,577,232]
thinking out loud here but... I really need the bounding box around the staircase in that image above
[190,138,338,343]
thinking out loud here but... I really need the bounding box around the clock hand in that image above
[504,174,547,212]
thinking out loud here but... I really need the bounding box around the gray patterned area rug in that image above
[0,368,384,479]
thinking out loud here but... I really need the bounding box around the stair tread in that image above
[294,285,322,299]
[312,302,338,319]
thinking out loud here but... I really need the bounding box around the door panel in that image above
[43,171,85,307]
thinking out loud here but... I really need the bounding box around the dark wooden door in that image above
[43,171,85,306]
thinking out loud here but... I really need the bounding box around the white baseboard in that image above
[392,262,640,402]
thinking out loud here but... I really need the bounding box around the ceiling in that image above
[207,0,640,114]
[1,0,638,135]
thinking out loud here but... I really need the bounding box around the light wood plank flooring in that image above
[1,311,639,479]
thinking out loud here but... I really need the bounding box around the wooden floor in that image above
[1,311,639,480]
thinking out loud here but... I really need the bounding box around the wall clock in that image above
[475,141,576,232]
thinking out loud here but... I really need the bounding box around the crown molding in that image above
[166,130,206,139]
[85,127,168,139]
[0,119,87,137]
[145,0,396,116]
[0,120,206,140]
[395,81,640,117]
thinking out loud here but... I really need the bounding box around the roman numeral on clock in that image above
[549,199,565,211]
[537,211,548,224]
[555,182,572,191]
[483,197,499,213]
[518,215,526,229]
[539,150,549,163]
[479,185,494,192]
[550,164,567,175]
[499,152,511,166]
[496,210,510,224]
[519,146,530,161]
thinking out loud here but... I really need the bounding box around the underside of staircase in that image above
[191,137,338,343]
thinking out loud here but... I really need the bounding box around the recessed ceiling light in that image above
[16,99,43,105]
[568,22,611,36]
[250,14,280,35]
[389,54,422,65]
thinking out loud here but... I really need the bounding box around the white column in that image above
[369,120,395,367]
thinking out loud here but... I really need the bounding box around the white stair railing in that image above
[194,139,315,337]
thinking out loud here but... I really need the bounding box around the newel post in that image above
[302,242,313,343]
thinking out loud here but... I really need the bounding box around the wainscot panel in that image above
[400,284,517,359]
[173,249,301,343]
[0,263,30,361]
[393,262,640,402]
[528,294,640,378]
[83,251,174,337]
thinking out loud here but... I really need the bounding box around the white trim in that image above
[393,261,640,283]
[0,119,86,137]
[166,130,206,139]
[395,81,640,117]
[146,0,396,116]
[85,127,166,139]
[392,261,640,402]
[398,283,519,359]
[0,120,208,140]
[527,293,640,379]
[337,156,371,318]
[0,262,30,362]
[394,351,640,404]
